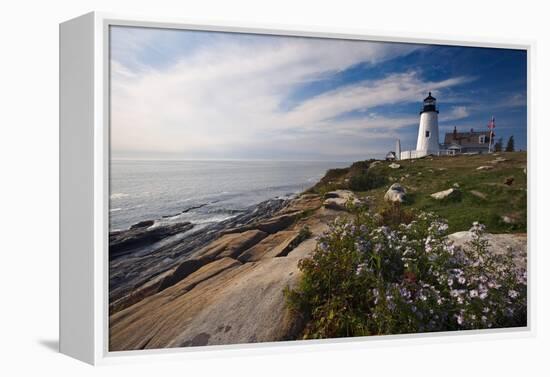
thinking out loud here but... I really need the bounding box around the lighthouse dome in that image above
[420,92,439,114]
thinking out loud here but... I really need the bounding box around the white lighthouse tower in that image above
[415,92,440,155]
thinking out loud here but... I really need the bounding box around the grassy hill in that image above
[307,152,527,234]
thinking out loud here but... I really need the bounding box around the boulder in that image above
[469,190,487,200]
[323,190,361,211]
[324,190,355,200]
[283,195,323,213]
[448,231,526,270]
[430,188,460,200]
[324,198,355,211]
[369,160,382,168]
[501,214,521,225]
[389,163,401,169]
[384,183,406,203]
[476,166,494,171]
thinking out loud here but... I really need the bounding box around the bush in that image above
[348,170,386,192]
[285,209,527,339]
[291,226,312,249]
[376,203,415,229]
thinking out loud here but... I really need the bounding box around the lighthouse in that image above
[415,92,440,155]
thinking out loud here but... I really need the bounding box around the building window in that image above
[425,131,430,138]
[479,135,487,144]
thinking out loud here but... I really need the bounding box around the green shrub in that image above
[376,203,415,229]
[292,226,312,248]
[285,209,527,339]
[348,170,386,192]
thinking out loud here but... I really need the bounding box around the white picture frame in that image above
[59,11,535,365]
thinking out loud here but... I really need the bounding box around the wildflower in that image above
[425,236,433,253]
[456,314,464,325]
[458,276,466,285]
[469,290,479,298]
[488,281,501,289]
[508,290,519,299]
[447,278,454,287]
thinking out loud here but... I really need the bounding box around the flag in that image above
[488,116,496,129]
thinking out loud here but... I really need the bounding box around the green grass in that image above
[309,152,527,234]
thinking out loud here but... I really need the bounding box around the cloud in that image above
[110,28,472,160]
[498,93,527,108]
[440,105,470,122]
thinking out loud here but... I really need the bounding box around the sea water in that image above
[110,160,349,231]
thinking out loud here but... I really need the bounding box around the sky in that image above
[110,26,527,161]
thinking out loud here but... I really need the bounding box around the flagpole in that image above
[488,116,494,153]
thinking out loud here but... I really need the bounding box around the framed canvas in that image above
[59,12,534,365]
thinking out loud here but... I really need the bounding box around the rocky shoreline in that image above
[109,197,289,314]
[109,188,364,350]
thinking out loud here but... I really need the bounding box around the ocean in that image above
[109,160,350,231]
